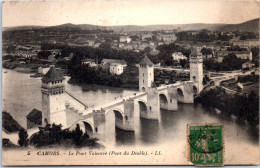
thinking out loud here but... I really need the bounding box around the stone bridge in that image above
[66,81,196,143]
[42,51,204,144]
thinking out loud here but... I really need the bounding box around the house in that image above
[110,63,124,75]
[242,61,255,69]
[87,40,95,46]
[119,36,131,43]
[63,57,71,61]
[48,55,56,62]
[82,59,97,67]
[216,51,252,63]
[158,34,177,42]
[47,49,62,55]
[17,50,37,58]
[118,43,125,48]
[38,66,50,75]
[232,39,259,48]
[94,43,101,48]
[26,109,42,129]
[141,33,153,40]
[172,52,187,61]
[101,59,127,68]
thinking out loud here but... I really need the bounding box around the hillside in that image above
[210,18,259,33]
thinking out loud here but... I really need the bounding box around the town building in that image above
[158,34,177,42]
[119,36,131,43]
[38,66,50,75]
[48,54,56,62]
[110,63,124,75]
[101,59,127,68]
[242,61,255,69]
[82,59,97,67]
[26,108,42,129]
[232,39,259,48]
[141,33,153,40]
[216,51,253,63]
[172,52,187,62]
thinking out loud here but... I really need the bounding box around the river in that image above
[2,69,259,164]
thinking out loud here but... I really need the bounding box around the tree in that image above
[37,51,52,59]
[73,124,83,146]
[201,48,213,59]
[179,59,188,68]
[18,129,28,147]
[222,53,243,70]
[251,47,259,59]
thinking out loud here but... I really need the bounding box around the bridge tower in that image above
[139,55,154,92]
[41,66,67,127]
[189,48,203,93]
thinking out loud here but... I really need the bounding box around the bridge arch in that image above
[177,88,184,102]
[138,100,148,112]
[83,121,94,137]
[177,88,184,97]
[69,120,95,137]
[159,93,169,110]
[105,108,125,130]
[105,108,124,117]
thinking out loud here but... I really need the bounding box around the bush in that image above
[18,129,28,147]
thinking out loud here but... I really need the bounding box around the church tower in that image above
[139,55,154,92]
[189,48,203,93]
[41,66,67,127]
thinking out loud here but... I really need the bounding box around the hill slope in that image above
[210,18,259,33]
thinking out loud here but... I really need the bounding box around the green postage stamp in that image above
[187,124,224,166]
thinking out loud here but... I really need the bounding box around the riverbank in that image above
[196,86,259,127]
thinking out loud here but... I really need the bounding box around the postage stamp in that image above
[187,124,224,166]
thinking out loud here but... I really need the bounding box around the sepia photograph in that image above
[1,0,259,166]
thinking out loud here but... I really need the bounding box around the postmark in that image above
[187,123,224,166]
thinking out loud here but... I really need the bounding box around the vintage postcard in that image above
[2,0,259,166]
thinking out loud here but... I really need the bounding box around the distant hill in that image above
[3,18,259,33]
[3,25,46,32]
[209,18,259,33]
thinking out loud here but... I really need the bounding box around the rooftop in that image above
[42,66,64,82]
[139,55,154,66]
[26,108,42,124]
[101,59,127,65]
[218,50,251,54]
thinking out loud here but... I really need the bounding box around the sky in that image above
[2,0,260,27]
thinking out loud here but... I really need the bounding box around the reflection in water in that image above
[160,109,176,129]
[140,118,159,144]
[114,102,258,147]
[116,128,135,145]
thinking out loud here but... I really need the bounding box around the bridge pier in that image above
[122,99,135,131]
[166,87,178,111]
[93,109,106,142]
[143,87,160,120]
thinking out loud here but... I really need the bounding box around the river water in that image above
[2,69,259,164]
